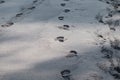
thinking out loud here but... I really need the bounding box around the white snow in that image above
[0,0,118,80]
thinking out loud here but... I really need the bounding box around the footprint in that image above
[63,0,70,1]
[60,3,66,7]
[110,27,116,31]
[1,0,46,27]
[58,25,70,30]
[108,13,113,17]
[70,50,77,54]
[66,50,78,58]
[28,6,36,10]
[33,0,38,3]
[114,66,120,73]
[55,36,66,42]
[1,22,14,27]
[15,13,23,17]
[58,16,64,20]
[64,9,70,13]
[0,0,5,4]
[109,66,120,79]
[60,69,71,80]
[62,25,70,30]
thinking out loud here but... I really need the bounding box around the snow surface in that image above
[0,0,118,80]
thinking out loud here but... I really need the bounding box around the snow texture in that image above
[0,0,120,80]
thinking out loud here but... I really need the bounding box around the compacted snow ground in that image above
[0,0,119,80]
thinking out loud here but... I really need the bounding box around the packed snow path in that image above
[0,0,118,80]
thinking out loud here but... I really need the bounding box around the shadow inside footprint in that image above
[70,50,77,54]
[0,0,5,4]
[58,16,64,20]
